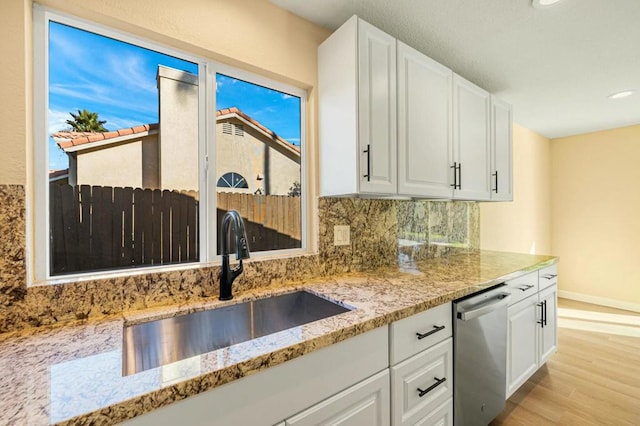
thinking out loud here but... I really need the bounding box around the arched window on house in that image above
[217,172,248,189]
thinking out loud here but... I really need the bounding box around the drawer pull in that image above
[416,325,445,340]
[542,274,557,280]
[517,284,535,292]
[417,377,447,397]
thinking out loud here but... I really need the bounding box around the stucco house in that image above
[51,66,301,196]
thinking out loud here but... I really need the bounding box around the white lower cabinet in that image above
[286,370,390,426]
[390,302,453,426]
[538,284,558,365]
[391,339,453,425]
[505,265,559,398]
[506,295,539,397]
[123,327,388,426]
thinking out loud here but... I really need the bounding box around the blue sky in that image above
[48,22,301,170]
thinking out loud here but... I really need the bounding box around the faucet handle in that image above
[237,236,250,260]
[231,259,244,280]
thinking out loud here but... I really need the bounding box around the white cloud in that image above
[101,115,151,130]
[107,53,157,94]
[49,83,157,117]
[48,109,71,134]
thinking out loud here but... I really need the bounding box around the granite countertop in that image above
[0,250,557,425]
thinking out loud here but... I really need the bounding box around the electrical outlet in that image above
[333,225,351,246]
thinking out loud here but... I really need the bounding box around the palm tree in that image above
[65,109,108,132]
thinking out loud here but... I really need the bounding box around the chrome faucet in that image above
[219,210,251,300]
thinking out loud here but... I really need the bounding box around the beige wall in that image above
[216,118,300,196]
[480,124,552,255]
[1,0,329,187]
[73,134,158,188]
[158,66,199,191]
[0,0,29,184]
[551,124,640,307]
[76,139,145,188]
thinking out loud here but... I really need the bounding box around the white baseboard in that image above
[558,290,640,313]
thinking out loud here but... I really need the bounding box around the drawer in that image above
[505,271,538,306]
[538,263,558,291]
[414,398,452,426]
[390,303,452,365]
[391,338,453,426]
[286,370,390,426]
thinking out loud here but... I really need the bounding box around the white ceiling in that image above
[270,0,640,139]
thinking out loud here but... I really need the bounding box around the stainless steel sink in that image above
[122,291,352,375]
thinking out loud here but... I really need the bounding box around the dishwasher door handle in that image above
[457,293,511,321]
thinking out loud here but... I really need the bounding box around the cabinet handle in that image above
[542,274,557,280]
[517,284,535,292]
[450,163,461,190]
[363,144,371,181]
[492,171,499,193]
[450,162,457,188]
[417,377,447,398]
[537,302,545,328]
[543,300,548,326]
[416,325,445,340]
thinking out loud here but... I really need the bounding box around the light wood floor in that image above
[491,298,640,425]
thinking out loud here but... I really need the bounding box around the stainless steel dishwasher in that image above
[453,284,511,426]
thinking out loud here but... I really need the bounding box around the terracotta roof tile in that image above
[216,107,301,153]
[52,123,159,150]
[48,168,69,178]
[51,111,298,154]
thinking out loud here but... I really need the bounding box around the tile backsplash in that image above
[0,187,479,333]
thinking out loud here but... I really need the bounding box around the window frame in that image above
[217,172,249,189]
[32,6,308,285]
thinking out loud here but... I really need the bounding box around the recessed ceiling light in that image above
[532,0,562,8]
[608,90,635,100]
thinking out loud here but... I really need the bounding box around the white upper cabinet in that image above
[319,15,512,201]
[452,75,492,200]
[318,16,397,196]
[397,41,453,198]
[490,97,513,201]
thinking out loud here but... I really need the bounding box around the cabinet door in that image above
[538,284,558,365]
[490,97,513,201]
[397,41,453,198]
[286,370,390,426]
[452,75,491,200]
[358,19,397,194]
[506,296,539,398]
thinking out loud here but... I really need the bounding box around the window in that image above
[217,173,248,189]
[215,74,303,253]
[33,7,307,282]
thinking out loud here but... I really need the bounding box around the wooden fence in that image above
[50,184,198,275]
[50,185,301,274]
[216,191,302,253]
